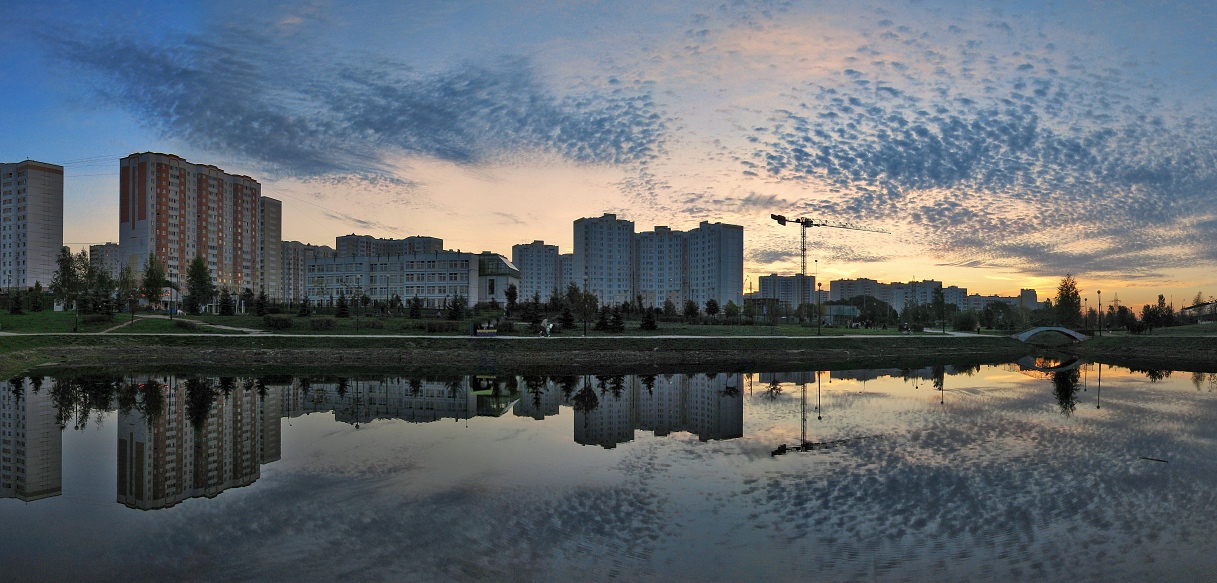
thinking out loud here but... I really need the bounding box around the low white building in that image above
[305,250,519,308]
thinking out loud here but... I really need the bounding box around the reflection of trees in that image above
[408,377,423,397]
[219,377,236,395]
[336,378,349,398]
[524,376,547,410]
[8,376,25,399]
[762,379,783,401]
[640,374,657,395]
[1052,369,1080,417]
[185,377,216,429]
[722,375,741,398]
[51,377,121,430]
[954,364,981,376]
[1192,372,1217,392]
[115,379,165,420]
[1131,368,1171,383]
[572,378,600,414]
[557,376,579,400]
[932,365,946,392]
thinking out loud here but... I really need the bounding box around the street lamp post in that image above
[817,282,823,336]
[1097,290,1102,337]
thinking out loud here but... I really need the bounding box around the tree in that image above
[29,281,44,312]
[218,290,236,316]
[724,300,740,322]
[609,307,625,332]
[183,255,215,315]
[335,292,350,318]
[705,298,720,319]
[409,295,422,319]
[683,299,700,320]
[593,305,611,331]
[50,247,83,330]
[663,298,677,318]
[388,294,403,313]
[447,293,466,321]
[240,288,255,314]
[932,287,947,333]
[560,305,575,328]
[140,252,168,314]
[640,308,658,331]
[116,264,139,322]
[297,298,312,317]
[255,289,269,317]
[1054,274,1082,328]
[359,294,371,316]
[8,288,22,315]
[504,283,518,313]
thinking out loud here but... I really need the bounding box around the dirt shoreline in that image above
[6,334,1215,377]
[5,335,1034,377]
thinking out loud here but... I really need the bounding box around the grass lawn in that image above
[0,310,126,334]
[1140,322,1217,336]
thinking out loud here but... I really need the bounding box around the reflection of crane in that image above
[772,371,883,456]
[770,215,890,323]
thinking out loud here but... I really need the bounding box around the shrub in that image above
[263,315,293,330]
[174,319,199,330]
[497,320,515,334]
[310,318,338,331]
[82,314,114,324]
[362,319,385,329]
[401,320,460,333]
[267,306,283,315]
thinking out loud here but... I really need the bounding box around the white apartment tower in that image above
[1,160,63,290]
[634,226,687,308]
[512,240,560,302]
[573,214,635,306]
[118,153,279,293]
[685,221,744,309]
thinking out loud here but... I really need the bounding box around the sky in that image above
[2,0,1215,306]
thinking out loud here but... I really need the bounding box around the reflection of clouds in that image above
[94,475,668,582]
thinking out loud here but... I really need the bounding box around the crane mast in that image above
[770,214,890,325]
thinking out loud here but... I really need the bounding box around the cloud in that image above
[48,27,667,182]
[737,10,1217,278]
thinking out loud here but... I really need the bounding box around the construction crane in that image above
[770,214,890,326]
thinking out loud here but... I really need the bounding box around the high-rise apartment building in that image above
[335,234,443,257]
[572,214,745,310]
[758,274,816,311]
[558,253,574,291]
[89,242,123,279]
[258,197,282,301]
[1,378,62,502]
[1,160,63,290]
[634,226,687,308]
[282,241,334,304]
[119,153,276,293]
[685,221,744,309]
[573,214,635,306]
[512,240,560,302]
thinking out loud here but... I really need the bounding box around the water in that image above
[2,361,1216,582]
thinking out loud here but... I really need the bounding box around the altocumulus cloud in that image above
[49,27,667,181]
[743,13,1217,278]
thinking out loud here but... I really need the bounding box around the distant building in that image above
[89,242,123,279]
[558,253,574,291]
[512,240,560,302]
[1,160,63,290]
[758,274,815,311]
[304,249,519,308]
[118,153,275,294]
[1,378,62,502]
[685,221,743,309]
[829,277,1042,312]
[335,234,443,257]
[573,213,635,306]
[281,241,334,304]
[258,197,283,301]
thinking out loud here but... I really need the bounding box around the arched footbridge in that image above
[1013,327,1089,343]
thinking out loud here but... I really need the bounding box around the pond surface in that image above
[2,360,1216,582]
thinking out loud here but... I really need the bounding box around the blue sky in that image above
[3,0,1215,305]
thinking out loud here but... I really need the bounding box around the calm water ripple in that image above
[1,361,1215,581]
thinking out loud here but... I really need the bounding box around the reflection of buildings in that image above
[292,377,477,424]
[117,378,278,510]
[1,379,62,502]
[571,374,744,449]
